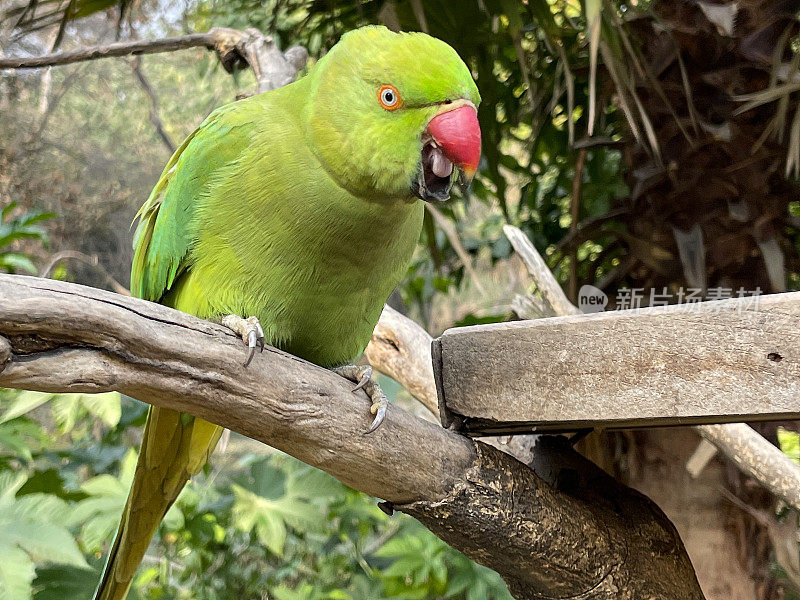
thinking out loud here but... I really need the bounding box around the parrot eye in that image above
[378,85,402,111]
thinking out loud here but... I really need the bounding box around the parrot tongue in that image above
[430,147,454,178]
[419,142,454,201]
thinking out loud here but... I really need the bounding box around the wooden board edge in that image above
[432,337,458,430]
[454,411,800,437]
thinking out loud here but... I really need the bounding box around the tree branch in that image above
[0,274,704,600]
[503,225,580,316]
[365,305,438,417]
[130,56,176,154]
[0,28,307,88]
[0,32,221,69]
[41,250,131,296]
[697,423,800,511]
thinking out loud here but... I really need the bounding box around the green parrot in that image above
[94,25,481,600]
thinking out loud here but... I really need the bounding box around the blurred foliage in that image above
[779,428,800,464]
[0,14,255,288]
[0,471,89,600]
[0,203,53,274]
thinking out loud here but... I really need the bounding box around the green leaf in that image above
[118,448,138,486]
[68,496,123,527]
[0,420,44,463]
[50,395,80,432]
[1,522,87,567]
[32,564,99,600]
[270,496,323,533]
[80,392,121,427]
[11,494,71,524]
[17,469,82,501]
[0,391,54,423]
[0,544,35,600]
[0,478,89,588]
[1,202,18,220]
[80,474,125,497]
[71,450,139,551]
[0,254,37,274]
[271,584,319,600]
[20,211,56,227]
[162,502,184,530]
[77,506,120,552]
[584,0,601,136]
[255,511,286,555]
[778,428,800,464]
[0,471,26,501]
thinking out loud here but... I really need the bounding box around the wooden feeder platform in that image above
[433,292,800,436]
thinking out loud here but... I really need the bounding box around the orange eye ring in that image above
[378,84,403,111]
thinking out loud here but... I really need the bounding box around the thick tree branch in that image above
[0,274,704,600]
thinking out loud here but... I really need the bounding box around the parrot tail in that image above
[93,406,222,600]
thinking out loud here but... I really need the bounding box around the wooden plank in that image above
[434,292,800,435]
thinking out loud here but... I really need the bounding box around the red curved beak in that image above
[425,104,481,182]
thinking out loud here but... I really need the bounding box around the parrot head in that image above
[306,26,481,202]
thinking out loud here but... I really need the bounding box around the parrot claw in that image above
[368,397,388,434]
[351,371,370,393]
[332,365,389,434]
[221,315,265,367]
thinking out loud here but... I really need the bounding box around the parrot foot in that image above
[332,365,388,434]
[221,314,265,367]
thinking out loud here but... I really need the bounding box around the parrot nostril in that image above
[444,99,452,104]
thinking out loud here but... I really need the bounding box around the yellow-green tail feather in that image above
[93,406,222,600]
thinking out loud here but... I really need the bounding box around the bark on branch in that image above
[365,305,438,417]
[0,274,704,600]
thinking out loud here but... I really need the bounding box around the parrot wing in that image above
[131,100,255,302]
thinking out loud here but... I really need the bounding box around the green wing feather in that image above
[131,101,255,303]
